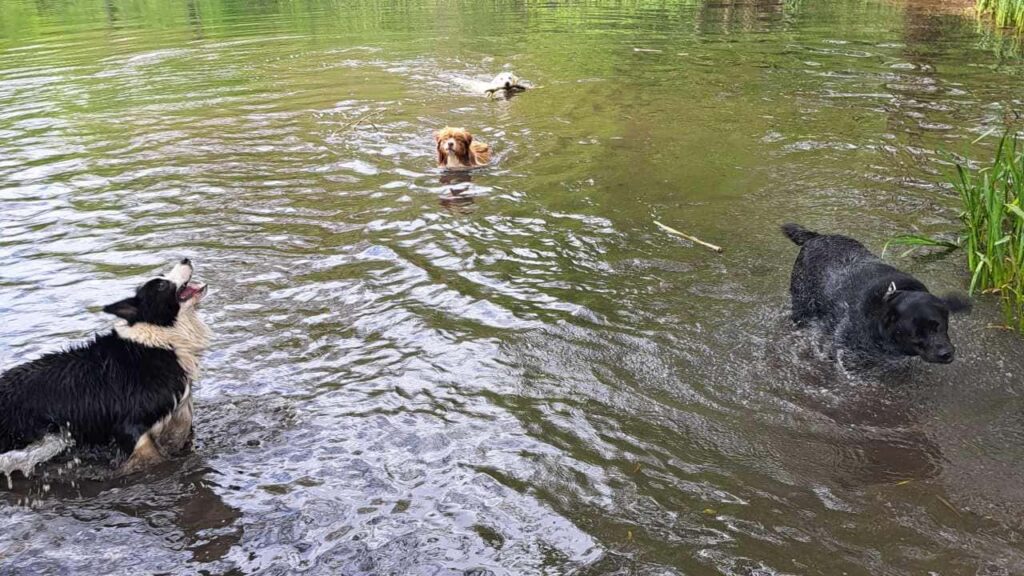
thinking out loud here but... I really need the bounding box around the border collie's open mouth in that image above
[177,281,207,303]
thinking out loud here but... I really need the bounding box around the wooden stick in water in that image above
[484,84,529,97]
[340,109,385,132]
[654,220,723,253]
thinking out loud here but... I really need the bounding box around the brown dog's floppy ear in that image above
[435,131,446,166]
[942,293,972,314]
[104,297,140,323]
[460,132,473,163]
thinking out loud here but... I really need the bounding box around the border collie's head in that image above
[104,259,207,327]
[106,259,212,378]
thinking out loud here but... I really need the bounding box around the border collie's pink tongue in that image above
[177,281,207,302]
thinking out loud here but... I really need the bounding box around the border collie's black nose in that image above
[181,258,192,266]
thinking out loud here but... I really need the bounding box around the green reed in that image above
[887,133,1024,332]
[963,134,1024,330]
[977,0,1024,33]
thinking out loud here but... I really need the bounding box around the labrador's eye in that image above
[916,320,939,337]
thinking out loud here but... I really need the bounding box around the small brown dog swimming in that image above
[435,127,491,170]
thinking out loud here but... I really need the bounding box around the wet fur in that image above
[435,127,490,169]
[782,224,969,365]
[0,261,210,475]
[0,334,190,455]
[490,72,519,91]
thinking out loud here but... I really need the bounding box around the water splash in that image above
[0,433,72,489]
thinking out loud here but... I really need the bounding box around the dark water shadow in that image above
[761,318,946,488]
[438,171,479,215]
[2,449,242,565]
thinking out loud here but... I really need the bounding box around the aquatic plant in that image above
[887,133,1024,332]
[977,0,1024,33]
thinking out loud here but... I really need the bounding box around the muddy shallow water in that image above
[1,0,1024,574]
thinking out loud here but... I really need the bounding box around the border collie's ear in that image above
[942,293,972,314]
[103,297,140,322]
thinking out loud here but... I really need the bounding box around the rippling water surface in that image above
[2,1,1024,574]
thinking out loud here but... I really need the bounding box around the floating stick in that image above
[654,220,723,253]
[339,109,386,132]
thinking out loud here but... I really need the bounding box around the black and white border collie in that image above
[0,259,211,476]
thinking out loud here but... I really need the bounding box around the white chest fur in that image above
[445,153,470,169]
[114,308,212,380]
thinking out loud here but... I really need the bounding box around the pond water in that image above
[2,0,1024,574]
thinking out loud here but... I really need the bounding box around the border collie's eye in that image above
[158,280,171,291]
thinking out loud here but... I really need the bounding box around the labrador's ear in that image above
[942,292,972,314]
[103,297,140,322]
[883,281,900,302]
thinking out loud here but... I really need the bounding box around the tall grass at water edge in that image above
[977,0,1024,33]
[887,134,1024,332]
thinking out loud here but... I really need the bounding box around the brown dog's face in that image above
[435,127,473,166]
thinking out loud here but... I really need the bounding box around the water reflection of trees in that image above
[11,0,798,41]
[696,0,787,35]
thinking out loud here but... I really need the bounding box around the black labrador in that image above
[782,223,970,365]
